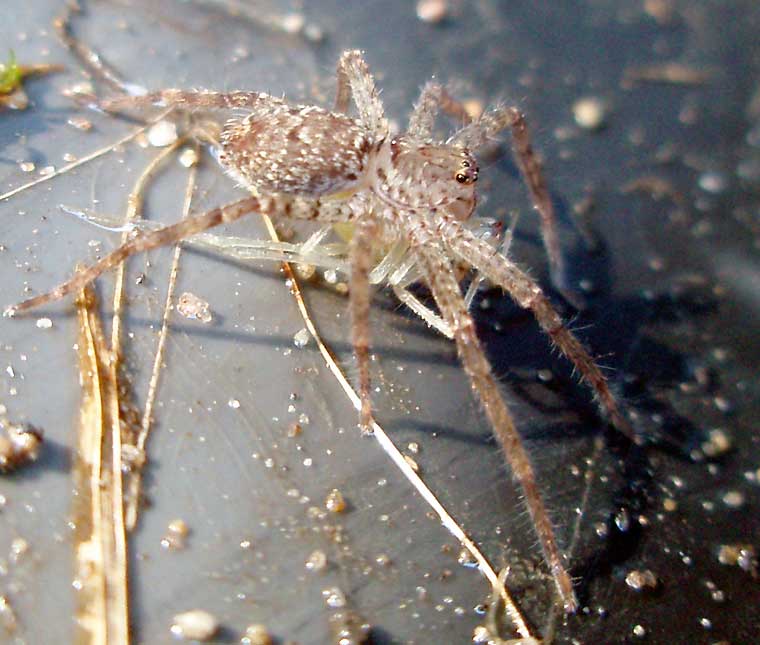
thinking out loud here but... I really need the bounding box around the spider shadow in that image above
[481,232,721,601]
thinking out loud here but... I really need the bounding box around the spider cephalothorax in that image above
[370,136,479,220]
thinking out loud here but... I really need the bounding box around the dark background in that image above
[0,1,758,643]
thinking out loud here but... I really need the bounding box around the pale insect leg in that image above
[67,206,355,275]
[333,50,389,139]
[403,210,578,614]
[391,284,453,339]
[384,248,455,338]
[463,211,519,310]
[349,217,378,431]
[439,213,637,442]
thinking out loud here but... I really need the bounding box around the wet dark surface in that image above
[1,1,759,643]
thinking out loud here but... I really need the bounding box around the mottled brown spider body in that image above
[220,101,372,197]
[219,99,479,226]
[6,50,637,614]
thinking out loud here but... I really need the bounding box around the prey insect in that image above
[6,50,634,613]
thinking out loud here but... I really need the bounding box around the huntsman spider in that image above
[6,50,636,613]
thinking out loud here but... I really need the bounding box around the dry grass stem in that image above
[72,282,130,645]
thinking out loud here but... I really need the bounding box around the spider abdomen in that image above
[220,103,373,198]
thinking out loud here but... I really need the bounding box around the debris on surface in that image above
[623,62,713,87]
[0,419,43,473]
[176,292,213,323]
[328,610,371,645]
[325,488,347,513]
[161,518,190,550]
[241,623,273,645]
[625,569,659,592]
[0,50,62,111]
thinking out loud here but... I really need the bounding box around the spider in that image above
[5,50,635,613]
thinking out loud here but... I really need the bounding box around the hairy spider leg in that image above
[333,49,389,139]
[348,214,378,431]
[449,106,566,300]
[437,212,636,442]
[5,194,353,317]
[404,210,579,614]
[408,81,474,141]
[101,89,286,113]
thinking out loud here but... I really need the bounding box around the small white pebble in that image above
[573,96,608,130]
[698,171,728,194]
[625,569,658,591]
[305,549,327,572]
[722,490,745,508]
[170,609,219,641]
[281,13,305,34]
[416,0,449,23]
[178,147,198,168]
[36,317,53,329]
[701,428,732,457]
[147,120,178,147]
[632,624,647,638]
[321,586,347,608]
[241,623,272,645]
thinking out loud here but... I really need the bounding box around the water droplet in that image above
[293,328,310,348]
[321,586,346,608]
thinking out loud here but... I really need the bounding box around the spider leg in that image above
[450,106,566,298]
[5,194,353,316]
[100,89,286,113]
[333,50,389,139]
[403,210,578,614]
[349,217,378,431]
[439,213,637,442]
[407,81,473,141]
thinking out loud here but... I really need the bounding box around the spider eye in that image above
[461,160,470,168]
[455,173,468,184]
